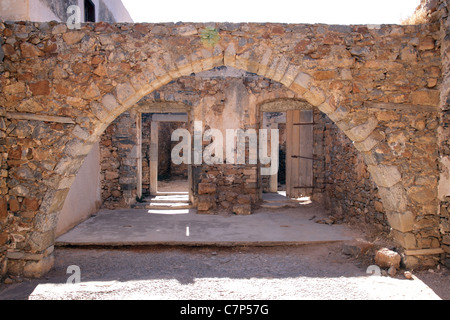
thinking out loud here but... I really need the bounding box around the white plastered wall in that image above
[56,142,102,237]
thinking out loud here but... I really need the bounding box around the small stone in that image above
[63,31,85,45]
[29,80,50,96]
[198,183,216,195]
[237,195,251,204]
[4,277,14,284]
[111,190,122,197]
[20,42,43,58]
[404,271,413,279]
[233,204,251,215]
[388,265,397,277]
[342,243,361,257]
[197,195,216,212]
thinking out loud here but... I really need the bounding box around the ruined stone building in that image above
[0,0,448,278]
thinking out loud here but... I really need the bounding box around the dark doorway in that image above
[84,0,96,22]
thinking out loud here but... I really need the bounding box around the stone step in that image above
[260,202,299,209]
[261,192,302,209]
[132,202,192,210]
[144,195,190,203]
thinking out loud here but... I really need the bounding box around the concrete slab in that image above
[55,206,357,247]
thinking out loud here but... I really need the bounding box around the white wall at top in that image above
[29,0,61,22]
[0,0,133,22]
[101,0,133,22]
[79,0,133,23]
[0,0,29,21]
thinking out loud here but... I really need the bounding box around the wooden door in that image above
[286,110,313,198]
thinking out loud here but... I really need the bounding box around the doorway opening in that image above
[84,0,96,22]
[262,111,287,194]
[142,113,189,196]
[261,107,314,207]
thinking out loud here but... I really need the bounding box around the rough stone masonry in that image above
[0,0,449,278]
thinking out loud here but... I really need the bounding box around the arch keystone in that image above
[224,43,236,68]
[280,65,301,88]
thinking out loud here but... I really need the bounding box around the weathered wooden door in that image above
[286,109,314,198]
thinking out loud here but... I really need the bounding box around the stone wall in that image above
[414,0,450,271]
[436,0,450,268]
[323,114,384,229]
[0,19,446,277]
[100,110,139,209]
[99,68,387,223]
[100,67,306,210]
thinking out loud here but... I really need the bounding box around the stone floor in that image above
[56,200,357,247]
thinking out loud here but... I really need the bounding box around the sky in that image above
[121,0,421,25]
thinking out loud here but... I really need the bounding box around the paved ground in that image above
[55,205,356,247]
[1,201,449,301]
[0,243,448,300]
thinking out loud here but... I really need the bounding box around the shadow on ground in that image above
[0,243,448,300]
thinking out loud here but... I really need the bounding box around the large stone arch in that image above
[0,21,443,277]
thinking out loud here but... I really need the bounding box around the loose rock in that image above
[375,248,401,269]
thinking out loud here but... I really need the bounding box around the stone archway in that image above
[0,21,443,277]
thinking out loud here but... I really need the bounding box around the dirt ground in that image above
[0,242,448,300]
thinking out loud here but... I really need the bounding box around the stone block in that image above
[418,37,435,51]
[353,130,384,152]
[23,254,54,278]
[386,211,416,233]
[115,82,136,105]
[0,197,7,222]
[20,42,43,58]
[391,230,418,250]
[367,165,402,188]
[407,185,437,204]
[28,231,55,253]
[63,31,85,45]
[327,106,348,123]
[411,90,440,106]
[197,195,216,212]
[289,72,312,94]
[225,192,238,202]
[375,248,401,268]
[101,93,119,112]
[303,87,326,107]
[237,195,252,204]
[378,184,408,212]
[233,204,252,215]
[198,183,216,195]
[345,117,378,142]
[29,80,50,96]
[280,65,300,88]
[314,70,336,80]
[224,43,236,67]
